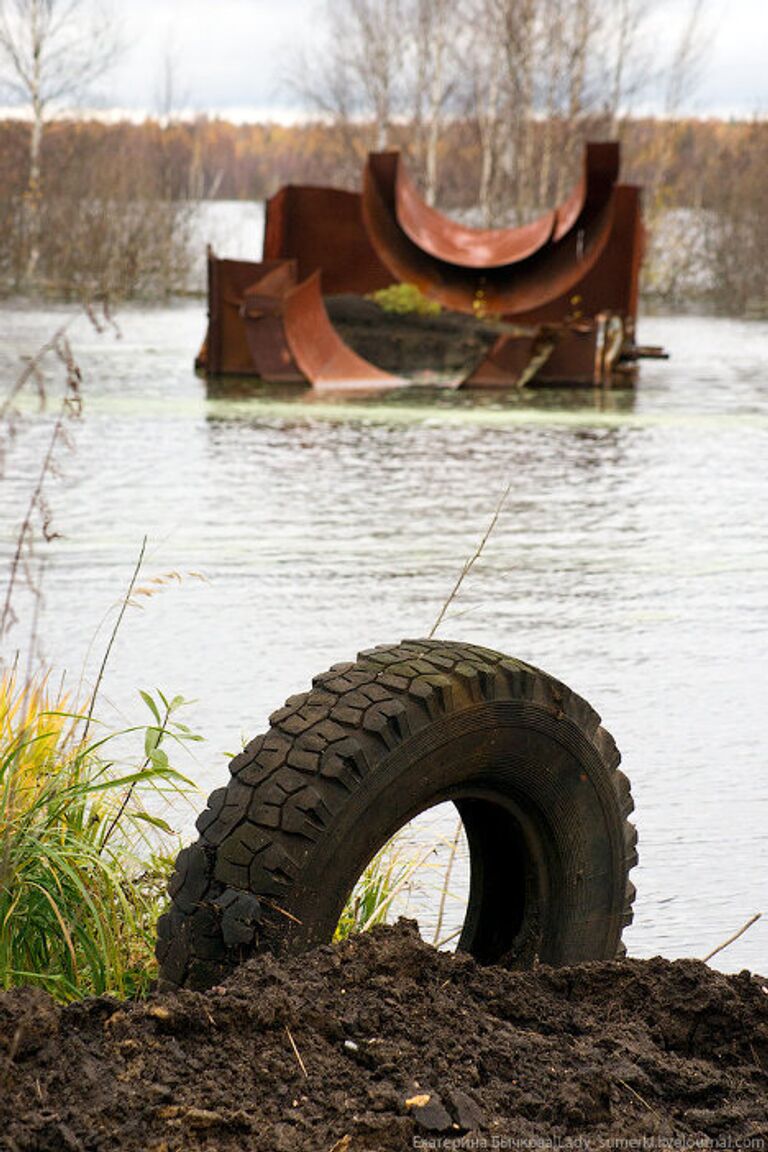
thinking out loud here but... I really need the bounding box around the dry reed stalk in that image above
[702,913,762,964]
[81,536,147,743]
[0,337,82,644]
[1,307,114,658]
[0,318,75,427]
[432,817,463,947]
[428,481,512,638]
[285,1026,309,1078]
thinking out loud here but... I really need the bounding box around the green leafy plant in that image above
[0,672,199,1001]
[367,282,442,317]
[334,841,413,941]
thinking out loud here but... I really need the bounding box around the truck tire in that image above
[157,639,637,989]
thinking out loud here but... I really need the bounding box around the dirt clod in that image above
[406,1088,454,1132]
[1,920,767,1151]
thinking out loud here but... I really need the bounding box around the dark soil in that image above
[1,921,767,1151]
[326,294,503,381]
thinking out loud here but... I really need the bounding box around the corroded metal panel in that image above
[201,254,292,376]
[395,166,556,268]
[241,262,304,382]
[282,272,406,391]
[264,185,392,295]
[512,185,644,326]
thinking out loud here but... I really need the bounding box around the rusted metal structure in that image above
[198,141,659,389]
[362,143,621,316]
[197,252,403,390]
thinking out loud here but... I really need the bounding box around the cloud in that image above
[107,0,315,115]
[53,0,768,121]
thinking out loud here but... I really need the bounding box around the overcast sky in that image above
[12,0,768,120]
[102,0,766,120]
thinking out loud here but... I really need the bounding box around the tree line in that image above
[0,113,762,211]
[0,113,765,312]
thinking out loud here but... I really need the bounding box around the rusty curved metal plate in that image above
[395,161,556,268]
[362,145,619,316]
[202,255,297,376]
[463,181,643,388]
[394,143,618,267]
[553,142,620,241]
[282,272,406,391]
[242,261,297,300]
[511,184,644,326]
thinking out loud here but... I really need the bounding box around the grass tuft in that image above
[0,671,198,1002]
[334,842,414,942]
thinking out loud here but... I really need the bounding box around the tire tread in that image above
[157,639,636,989]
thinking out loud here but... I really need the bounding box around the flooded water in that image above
[1,302,766,973]
[190,200,266,286]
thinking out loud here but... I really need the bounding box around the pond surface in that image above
[1,302,766,972]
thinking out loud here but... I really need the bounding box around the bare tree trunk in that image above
[23,0,45,287]
[605,0,650,137]
[495,0,537,222]
[549,0,593,203]
[286,0,405,161]
[412,7,429,171]
[409,0,455,206]
[665,0,706,117]
[468,1,505,226]
[644,0,708,285]
[357,0,402,151]
[477,67,502,225]
[0,0,122,290]
[423,13,446,204]
[608,0,629,135]
[538,0,563,209]
[24,96,43,284]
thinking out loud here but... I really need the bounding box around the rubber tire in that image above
[157,639,637,990]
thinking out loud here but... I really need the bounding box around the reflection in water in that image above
[1,303,767,973]
[204,372,639,418]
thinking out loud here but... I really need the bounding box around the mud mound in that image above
[326,294,501,380]
[1,921,767,1151]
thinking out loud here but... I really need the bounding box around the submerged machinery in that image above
[198,142,664,390]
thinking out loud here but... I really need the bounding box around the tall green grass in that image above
[0,670,468,1002]
[0,671,198,1001]
[334,842,414,941]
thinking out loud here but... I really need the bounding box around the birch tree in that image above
[300,0,709,223]
[471,33,506,225]
[461,0,513,225]
[604,0,650,134]
[0,0,120,284]
[412,0,458,205]
[302,0,408,155]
